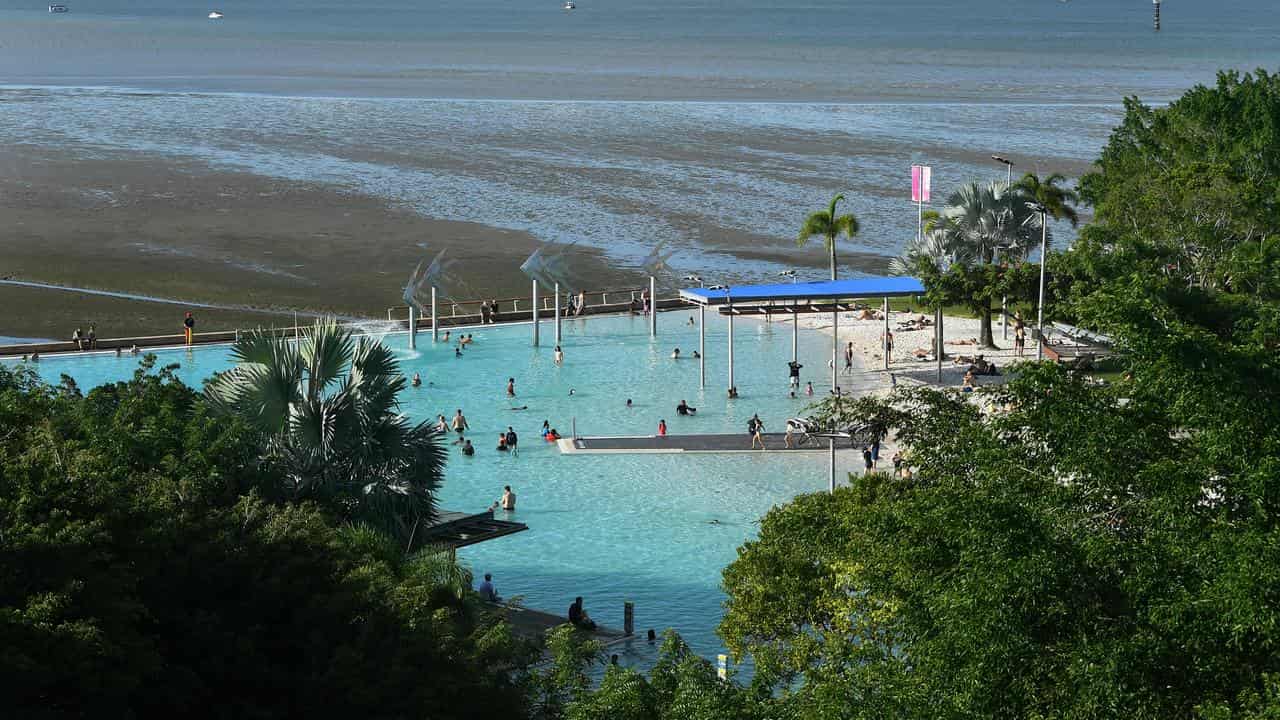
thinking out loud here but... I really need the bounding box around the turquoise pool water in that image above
[11,311,877,663]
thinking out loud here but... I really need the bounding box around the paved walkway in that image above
[558,432,828,455]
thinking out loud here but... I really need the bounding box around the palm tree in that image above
[205,319,445,551]
[947,181,1043,348]
[798,194,860,391]
[798,194,860,281]
[1015,172,1080,226]
[891,181,1042,348]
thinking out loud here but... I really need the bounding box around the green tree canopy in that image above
[0,361,534,720]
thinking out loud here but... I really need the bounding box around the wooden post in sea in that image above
[623,602,634,636]
[1153,0,1161,30]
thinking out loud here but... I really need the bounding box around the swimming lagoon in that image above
[13,311,879,662]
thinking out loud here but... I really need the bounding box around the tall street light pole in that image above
[1033,203,1049,361]
[779,270,798,363]
[992,154,1015,340]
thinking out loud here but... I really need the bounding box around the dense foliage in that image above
[205,320,447,551]
[714,68,1280,719]
[0,361,533,719]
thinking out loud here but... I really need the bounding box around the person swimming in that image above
[671,348,681,359]
[455,347,463,358]
[625,398,633,408]
[461,439,475,456]
[443,330,451,342]
[676,400,696,415]
[411,372,422,387]
[496,434,509,451]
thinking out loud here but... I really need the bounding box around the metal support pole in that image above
[883,297,890,371]
[831,307,838,393]
[699,304,706,389]
[649,276,657,337]
[1002,295,1008,340]
[1037,211,1048,361]
[554,282,562,344]
[935,306,943,383]
[532,279,540,347]
[828,438,836,493]
[728,303,735,392]
[408,305,417,350]
[430,286,438,342]
[791,301,798,363]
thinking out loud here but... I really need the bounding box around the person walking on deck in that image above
[183,312,195,345]
[749,414,766,450]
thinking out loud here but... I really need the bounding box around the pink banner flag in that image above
[911,165,932,203]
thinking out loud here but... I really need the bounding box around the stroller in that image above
[785,417,818,447]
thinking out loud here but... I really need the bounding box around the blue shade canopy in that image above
[679,277,926,305]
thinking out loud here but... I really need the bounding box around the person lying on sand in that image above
[912,348,932,361]
[947,338,978,346]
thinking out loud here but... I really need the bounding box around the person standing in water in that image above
[506,378,516,396]
[452,409,469,434]
[788,360,803,388]
[554,345,564,365]
[183,312,196,346]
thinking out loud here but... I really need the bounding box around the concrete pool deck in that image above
[559,433,833,454]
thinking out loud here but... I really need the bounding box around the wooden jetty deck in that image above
[418,510,527,549]
[490,604,630,647]
[558,433,829,455]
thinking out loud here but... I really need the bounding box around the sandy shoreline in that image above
[0,146,636,339]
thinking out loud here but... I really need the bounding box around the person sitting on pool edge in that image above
[676,399,696,415]
[568,597,597,631]
[477,573,500,603]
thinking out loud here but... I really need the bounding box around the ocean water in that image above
[2,0,1277,280]
[9,312,889,663]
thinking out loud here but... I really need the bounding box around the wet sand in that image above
[0,147,634,340]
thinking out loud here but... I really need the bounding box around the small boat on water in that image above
[207,10,223,19]
[48,3,69,12]
[563,1,575,9]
